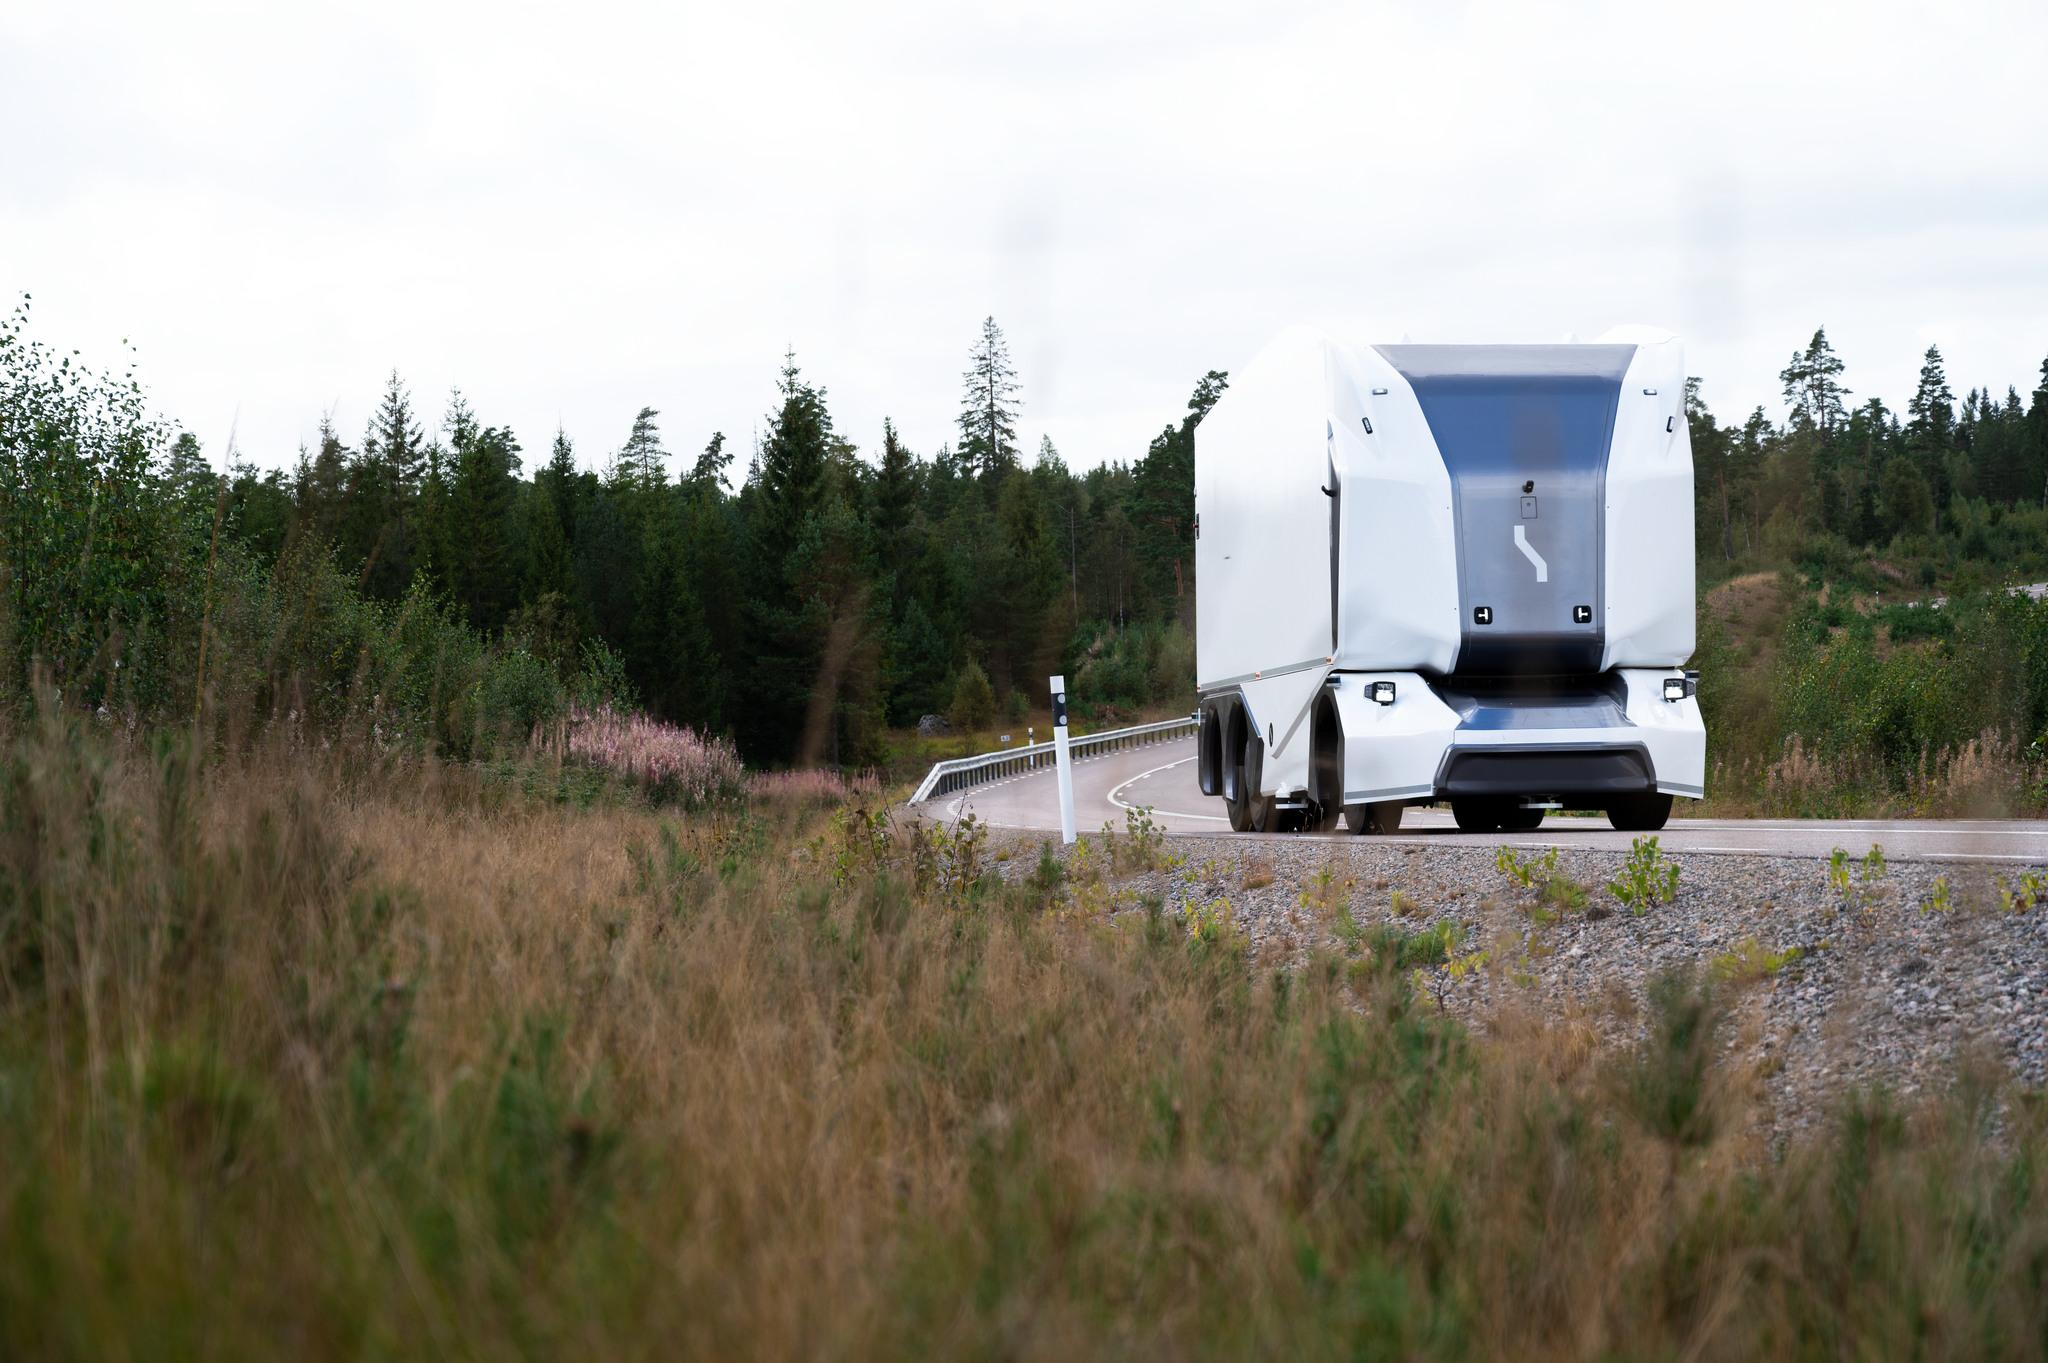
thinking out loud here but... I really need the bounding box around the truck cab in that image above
[1193,327,1704,834]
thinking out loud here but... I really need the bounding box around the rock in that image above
[916,714,952,737]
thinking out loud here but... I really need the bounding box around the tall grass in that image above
[536,704,744,809]
[2,710,2046,1360]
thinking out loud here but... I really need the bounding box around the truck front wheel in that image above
[1451,798,1502,833]
[1607,793,1673,832]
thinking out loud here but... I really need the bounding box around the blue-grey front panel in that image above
[1375,344,1634,675]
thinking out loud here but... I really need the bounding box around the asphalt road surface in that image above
[935,736,2048,865]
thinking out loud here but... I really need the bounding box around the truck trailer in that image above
[1194,326,1705,834]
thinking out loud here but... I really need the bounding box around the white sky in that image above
[4,0,2046,476]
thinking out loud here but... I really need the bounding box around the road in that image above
[936,736,2048,865]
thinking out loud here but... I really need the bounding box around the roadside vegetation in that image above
[5,714,2048,1360]
[7,311,2048,1357]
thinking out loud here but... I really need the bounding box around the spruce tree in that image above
[1906,345,1956,448]
[741,350,839,761]
[538,426,580,540]
[448,408,522,631]
[754,351,832,570]
[298,412,350,541]
[958,316,1021,481]
[874,420,917,545]
[2030,357,2048,506]
[363,370,427,487]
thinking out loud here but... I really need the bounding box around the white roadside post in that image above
[1050,675,1077,845]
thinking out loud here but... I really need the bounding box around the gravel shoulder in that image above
[987,827,2048,1128]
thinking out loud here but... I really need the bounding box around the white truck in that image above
[1194,326,1705,834]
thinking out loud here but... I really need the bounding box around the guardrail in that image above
[909,712,1200,806]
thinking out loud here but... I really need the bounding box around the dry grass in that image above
[4,707,2048,1360]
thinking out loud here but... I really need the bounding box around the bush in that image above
[947,658,996,734]
[552,706,743,808]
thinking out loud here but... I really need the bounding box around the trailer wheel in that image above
[1451,798,1503,833]
[1228,788,1277,832]
[1308,693,1345,831]
[1607,793,1672,832]
[1499,806,1545,832]
[1344,801,1403,835]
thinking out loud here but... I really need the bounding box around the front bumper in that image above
[1327,668,1705,803]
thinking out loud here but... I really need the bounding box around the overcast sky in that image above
[4,0,2046,477]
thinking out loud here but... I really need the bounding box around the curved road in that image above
[937,736,2048,865]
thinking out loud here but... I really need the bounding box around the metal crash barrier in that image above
[909,712,1198,806]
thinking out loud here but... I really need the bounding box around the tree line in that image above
[170,315,1220,765]
[1688,329,2048,580]
[10,294,2048,772]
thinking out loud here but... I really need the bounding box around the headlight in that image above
[1370,680,1396,705]
[1663,676,1687,702]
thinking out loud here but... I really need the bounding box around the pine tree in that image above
[958,316,1021,480]
[1684,379,1738,560]
[1128,370,1226,620]
[618,406,666,489]
[1779,328,1850,443]
[688,431,731,489]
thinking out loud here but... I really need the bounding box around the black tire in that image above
[1309,694,1345,828]
[1244,793,1279,833]
[1451,798,1503,833]
[1226,785,1257,832]
[1498,805,1545,832]
[1344,800,1404,835]
[1607,793,1673,832]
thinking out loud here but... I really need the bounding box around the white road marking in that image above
[1108,755,1229,822]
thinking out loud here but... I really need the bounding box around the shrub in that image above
[551,705,743,809]
[947,658,996,734]
[1607,835,1680,913]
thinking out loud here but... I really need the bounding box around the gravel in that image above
[987,828,2048,1129]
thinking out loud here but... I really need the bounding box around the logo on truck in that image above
[1511,524,1548,583]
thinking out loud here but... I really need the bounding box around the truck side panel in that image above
[1599,330,1696,670]
[1194,326,1338,692]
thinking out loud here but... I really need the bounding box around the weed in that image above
[1389,888,1419,917]
[1184,896,1243,959]
[1361,919,1463,973]
[1539,874,1591,914]
[1996,870,2047,913]
[1924,876,1952,915]
[1241,858,1276,891]
[1861,843,1888,882]
[1115,804,1169,872]
[1496,845,1559,889]
[1709,937,1806,986]
[1607,836,1680,913]
[1828,847,1853,896]
[827,804,894,885]
[912,811,988,908]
